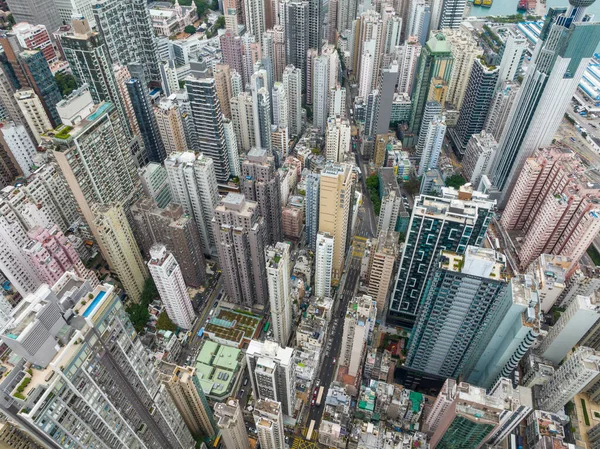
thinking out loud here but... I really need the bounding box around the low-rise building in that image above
[194,340,245,404]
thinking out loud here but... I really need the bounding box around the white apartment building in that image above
[315,232,334,298]
[253,399,285,449]
[340,295,377,377]
[325,116,351,162]
[266,242,293,347]
[1,122,37,177]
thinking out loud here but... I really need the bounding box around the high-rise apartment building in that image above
[449,57,499,157]
[305,172,320,250]
[283,65,303,136]
[488,6,600,205]
[220,31,245,84]
[319,162,354,283]
[230,92,256,152]
[246,340,296,416]
[406,247,508,379]
[212,193,268,307]
[281,0,309,88]
[214,64,234,119]
[407,1,431,45]
[397,37,422,94]
[215,399,250,449]
[538,346,600,413]
[93,0,160,84]
[126,78,166,163]
[148,244,196,329]
[165,152,219,257]
[444,27,483,110]
[313,56,330,132]
[138,162,172,208]
[241,148,283,245]
[418,115,446,176]
[484,81,518,142]
[272,82,288,128]
[4,0,61,42]
[254,399,285,449]
[377,168,408,236]
[185,63,230,182]
[249,69,272,152]
[462,131,498,188]
[159,363,218,439]
[0,280,194,449]
[390,185,495,327]
[13,89,52,143]
[496,32,527,85]
[93,203,149,302]
[155,98,188,155]
[328,85,347,118]
[1,122,37,177]
[315,232,334,298]
[306,48,318,106]
[527,254,571,313]
[325,116,351,162]
[12,22,56,64]
[266,242,293,347]
[244,0,266,44]
[340,295,377,378]
[430,0,467,31]
[367,231,399,318]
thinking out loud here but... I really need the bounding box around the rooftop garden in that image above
[53,126,73,140]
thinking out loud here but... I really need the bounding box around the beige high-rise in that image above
[13,88,52,143]
[214,64,234,119]
[154,98,187,155]
[367,230,399,317]
[319,162,354,283]
[215,398,250,449]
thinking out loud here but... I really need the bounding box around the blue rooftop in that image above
[83,290,107,318]
[87,103,112,121]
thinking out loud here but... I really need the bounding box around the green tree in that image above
[126,303,150,333]
[366,174,382,215]
[402,175,420,196]
[445,174,467,189]
[211,0,219,10]
[184,25,197,34]
[214,16,225,30]
[54,73,78,97]
[156,311,177,332]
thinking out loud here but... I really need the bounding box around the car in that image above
[243,378,248,386]
[333,357,337,364]
[315,379,320,387]
[311,399,316,406]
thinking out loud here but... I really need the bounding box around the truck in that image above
[316,386,325,406]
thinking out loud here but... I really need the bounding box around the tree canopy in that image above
[54,73,78,97]
[184,25,197,34]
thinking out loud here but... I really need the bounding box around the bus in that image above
[306,420,316,441]
[316,386,325,406]
[197,327,205,338]
[213,434,222,448]
[263,321,270,333]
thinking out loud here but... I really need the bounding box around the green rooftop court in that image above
[194,339,243,401]
[204,306,262,347]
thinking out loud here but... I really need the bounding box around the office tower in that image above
[367,231,399,317]
[449,58,499,157]
[220,31,245,83]
[430,0,467,31]
[4,0,61,39]
[444,27,482,111]
[496,33,527,86]
[407,0,431,45]
[406,247,508,378]
[139,163,171,208]
[537,294,600,364]
[305,172,320,250]
[462,131,497,188]
[340,295,377,378]
[489,9,600,205]
[272,82,287,128]
[0,198,41,295]
[396,37,422,95]
[281,1,309,87]
[0,122,37,177]
[0,280,194,449]
[215,399,250,449]
[501,147,600,269]
[23,224,97,287]
[93,203,148,302]
[223,0,240,34]
[148,244,196,330]
[244,0,266,44]
[467,274,540,389]
[417,115,446,176]
[325,116,351,162]
[165,152,219,257]
[390,185,495,327]
[212,193,268,306]
[319,162,354,283]
[249,70,272,151]
[223,119,241,177]
[484,82,518,142]
[155,98,187,155]
[185,64,230,183]
[538,346,600,413]
[126,79,166,163]
[93,0,160,85]
[428,380,503,449]
[59,19,136,137]
[266,242,292,347]
[160,60,179,97]
[214,64,234,119]
[241,148,283,244]
[254,399,285,449]
[283,65,302,136]
[408,33,453,145]
[246,340,296,416]
[328,85,346,118]
[159,364,218,439]
[14,50,62,127]
[13,89,51,143]
[12,22,56,64]
[315,232,334,298]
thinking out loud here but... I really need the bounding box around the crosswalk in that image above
[291,436,320,449]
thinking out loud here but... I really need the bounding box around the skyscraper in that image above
[283,65,303,136]
[212,193,268,307]
[0,122,37,177]
[266,242,293,347]
[214,64,234,119]
[489,5,600,205]
[305,172,320,250]
[367,231,399,318]
[244,0,266,44]
[340,295,377,377]
[148,244,196,330]
[126,78,167,163]
[312,56,330,132]
[418,115,446,176]
[308,0,322,50]
[254,399,286,449]
[319,162,354,283]
[397,37,422,94]
[449,58,499,157]
[444,27,483,111]
[249,69,272,151]
[4,0,61,39]
[165,152,219,257]
[272,82,288,128]
[246,340,296,416]
[13,89,51,143]
[93,0,160,85]
[241,148,283,245]
[315,232,334,298]
[406,247,509,379]
[430,0,468,31]
[281,0,309,87]
[185,63,230,182]
[325,116,351,162]
[154,98,188,155]
[215,399,250,449]
[390,185,495,326]
[407,0,431,45]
